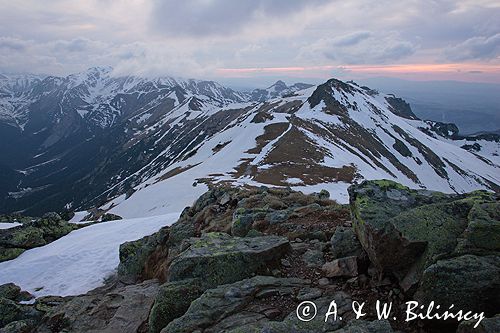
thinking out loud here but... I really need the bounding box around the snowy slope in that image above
[0,213,179,297]
[102,80,499,218]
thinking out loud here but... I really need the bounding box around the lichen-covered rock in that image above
[149,279,204,333]
[0,298,40,328]
[349,180,498,282]
[35,279,159,333]
[349,179,500,317]
[0,283,31,302]
[0,213,76,262]
[162,276,310,333]
[330,226,364,259]
[118,226,169,282]
[415,254,500,314]
[100,213,123,222]
[167,233,290,290]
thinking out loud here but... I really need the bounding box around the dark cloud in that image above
[445,34,500,61]
[150,0,329,37]
[0,37,30,51]
[331,31,371,47]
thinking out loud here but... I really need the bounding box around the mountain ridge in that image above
[0,67,498,216]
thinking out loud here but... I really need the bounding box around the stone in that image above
[167,233,290,290]
[36,279,159,333]
[302,249,325,267]
[322,256,358,278]
[149,279,204,333]
[415,254,500,315]
[330,226,364,259]
[349,179,500,306]
[162,276,308,333]
[117,226,169,282]
[0,283,32,302]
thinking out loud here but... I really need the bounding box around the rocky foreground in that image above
[0,180,499,333]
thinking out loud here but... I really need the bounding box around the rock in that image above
[297,287,323,301]
[457,314,500,333]
[415,254,500,315]
[162,276,308,333]
[322,256,358,277]
[0,298,40,328]
[330,226,364,259]
[149,279,204,333]
[332,319,394,332]
[223,292,352,333]
[231,208,255,237]
[36,279,159,333]
[0,319,37,333]
[167,233,290,290]
[302,249,325,267]
[265,210,290,225]
[101,213,122,222]
[349,179,499,304]
[317,278,330,286]
[118,226,169,282]
[319,189,330,199]
[0,214,76,262]
[0,283,32,302]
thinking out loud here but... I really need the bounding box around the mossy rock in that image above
[349,180,498,286]
[148,279,203,333]
[0,248,25,262]
[167,233,290,290]
[415,254,500,315]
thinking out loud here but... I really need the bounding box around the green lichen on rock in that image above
[167,233,290,290]
[0,213,77,262]
[149,279,203,333]
[349,179,500,316]
[117,226,169,282]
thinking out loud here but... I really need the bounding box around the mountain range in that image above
[0,67,498,217]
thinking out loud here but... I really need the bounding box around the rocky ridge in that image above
[1,180,498,332]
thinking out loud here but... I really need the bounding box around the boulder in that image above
[0,214,76,262]
[330,226,364,259]
[349,180,500,317]
[162,276,309,333]
[0,283,32,302]
[322,256,358,278]
[167,233,290,290]
[415,254,500,314]
[118,226,169,282]
[36,279,159,332]
[148,279,204,333]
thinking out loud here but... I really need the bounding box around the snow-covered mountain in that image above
[0,68,498,216]
[250,80,314,102]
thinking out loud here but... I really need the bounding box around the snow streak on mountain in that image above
[0,67,498,216]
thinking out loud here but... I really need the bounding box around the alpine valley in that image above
[0,67,498,217]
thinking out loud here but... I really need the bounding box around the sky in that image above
[0,0,499,86]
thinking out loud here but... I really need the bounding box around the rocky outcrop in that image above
[0,213,76,262]
[35,279,159,333]
[350,179,500,315]
[167,232,290,289]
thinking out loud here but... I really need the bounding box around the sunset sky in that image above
[0,0,499,85]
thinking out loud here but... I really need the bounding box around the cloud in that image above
[149,0,329,37]
[0,37,31,51]
[445,34,500,61]
[300,32,416,65]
